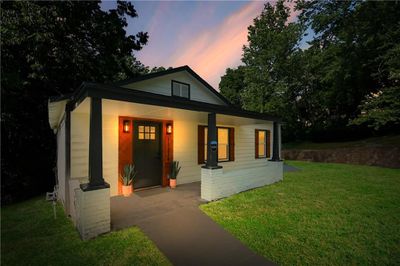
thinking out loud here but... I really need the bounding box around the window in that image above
[217,128,229,161]
[198,126,234,163]
[138,125,156,140]
[172,80,190,99]
[255,129,270,158]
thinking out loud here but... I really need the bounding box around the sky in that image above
[101,1,302,89]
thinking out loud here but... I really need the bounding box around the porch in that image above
[64,83,283,240]
[111,182,202,230]
[70,97,283,197]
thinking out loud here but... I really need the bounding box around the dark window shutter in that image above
[266,130,271,157]
[198,125,205,164]
[229,128,235,161]
[255,129,259,158]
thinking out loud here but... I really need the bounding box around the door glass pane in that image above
[139,126,144,133]
[150,133,155,140]
[150,126,155,133]
[138,132,144,140]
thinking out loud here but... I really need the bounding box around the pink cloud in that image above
[140,1,300,89]
[169,1,264,89]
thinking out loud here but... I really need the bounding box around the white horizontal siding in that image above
[71,112,89,181]
[70,112,119,196]
[56,118,66,206]
[174,118,202,184]
[70,99,278,197]
[122,71,226,105]
[102,115,119,196]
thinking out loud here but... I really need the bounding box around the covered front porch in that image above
[71,97,282,197]
[66,83,283,239]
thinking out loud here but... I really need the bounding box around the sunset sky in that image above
[101,1,301,89]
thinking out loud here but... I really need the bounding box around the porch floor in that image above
[111,182,274,266]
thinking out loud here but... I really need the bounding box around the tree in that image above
[227,0,400,142]
[242,0,304,114]
[298,0,400,132]
[351,43,400,130]
[219,66,246,107]
[1,1,148,203]
[239,0,305,140]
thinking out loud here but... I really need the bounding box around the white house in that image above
[48,66,283,240]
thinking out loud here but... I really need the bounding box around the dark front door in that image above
[133,121,162,189]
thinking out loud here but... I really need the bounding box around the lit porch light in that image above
[166,123,173,134]
[123,120,130,133]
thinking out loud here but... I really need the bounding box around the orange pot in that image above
[122,185,133,197]
[169,179,177,188]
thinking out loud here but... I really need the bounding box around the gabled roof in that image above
[115,65,232,106]
[48,66,282,130]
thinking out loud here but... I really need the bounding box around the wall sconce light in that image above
[166,123,172,134]
[123,120,130,133]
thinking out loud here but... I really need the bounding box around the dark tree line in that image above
[1,1,153,204]
[220,0,400,142]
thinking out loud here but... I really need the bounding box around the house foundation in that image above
[201,161,283,201]
[75,187,110,240]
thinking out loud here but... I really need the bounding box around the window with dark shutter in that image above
[255,129,271,158]
[198,125,235,164]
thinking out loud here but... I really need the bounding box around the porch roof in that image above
[49,81,281,130]
[78,82,278,119]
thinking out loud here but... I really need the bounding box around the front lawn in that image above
[201,161,400,265]
[1,197,171,266]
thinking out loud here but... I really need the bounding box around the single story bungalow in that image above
[48,66,283,240]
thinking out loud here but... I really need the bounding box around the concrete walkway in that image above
[111,182,274,266]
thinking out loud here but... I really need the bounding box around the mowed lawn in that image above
[1,198,171,266]
[201,161,400,265]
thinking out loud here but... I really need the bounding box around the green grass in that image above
[201,161,400,265]
[283,134,400,150]
[1,197,171,266]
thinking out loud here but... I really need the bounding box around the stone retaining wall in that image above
[282,147,400,168]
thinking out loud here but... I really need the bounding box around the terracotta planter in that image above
[122,185,133,197]
[169,179,177,188]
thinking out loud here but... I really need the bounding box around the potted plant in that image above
[169,161,181,189]
[120,164,137,197]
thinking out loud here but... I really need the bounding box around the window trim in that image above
[171,80,191,99]
[255,129,270,159]
[198,125,235,164]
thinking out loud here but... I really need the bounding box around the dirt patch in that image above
[282,147,400,168]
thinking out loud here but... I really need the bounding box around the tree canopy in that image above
[1,1,149,203]
[219,0,400,141]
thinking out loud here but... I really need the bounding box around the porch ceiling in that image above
[74,98,271,125]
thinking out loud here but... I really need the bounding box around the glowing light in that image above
[166,123,173,134]
[123,120,130,133]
